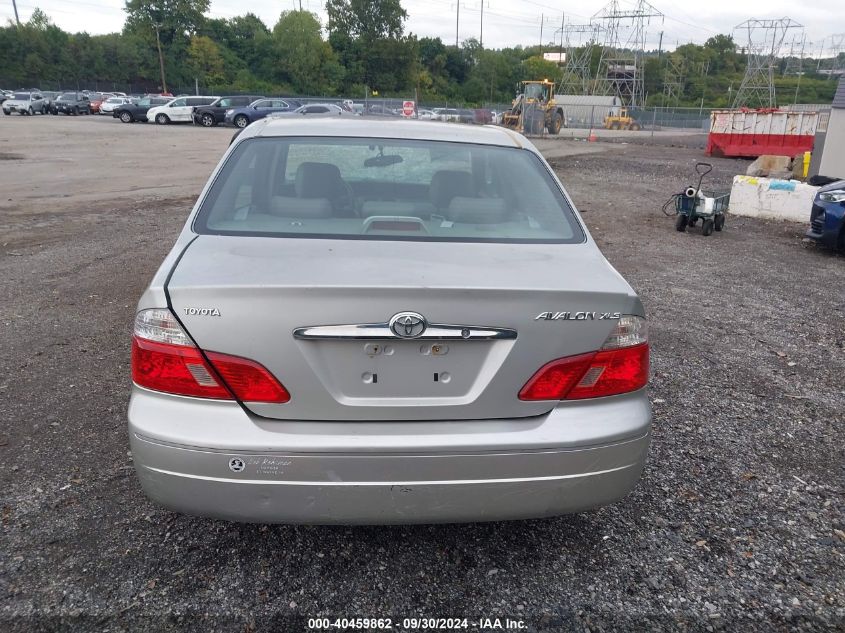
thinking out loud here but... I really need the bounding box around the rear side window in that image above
[194,137,584,244]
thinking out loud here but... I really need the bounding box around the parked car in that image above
[267,103,356,121]
[86,93,110,114]
[223,98,301,128]
[99,96,131,115]
[365,104,399,117]
[2,92,48,115]
[192,95,264,127]
[39,91,60,112]
[474,109,493,125]
[112,96,171,123]
[0,89,12,104]
[127,118,651,524]
[112,97,173,123]
[806,179,845,251]
[146,96,218,124]
[51,92,92,115]
[416,108,436,120]
[434,108,461,122]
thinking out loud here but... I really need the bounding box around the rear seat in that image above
[361,201,436,218]
[269,196,333,218]
[430,170,475,211]
[447,197,509,224]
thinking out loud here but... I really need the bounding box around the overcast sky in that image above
[3,0,844,54]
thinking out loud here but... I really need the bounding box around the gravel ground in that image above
[0,119,843,632]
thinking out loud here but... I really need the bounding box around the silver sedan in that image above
[266,103,357,119]
[128,118,651,524]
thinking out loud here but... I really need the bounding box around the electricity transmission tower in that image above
[662,54,685,106]
[557,23,603,95]
[732,18,802,108]
[782,33,807,76]
[816,33,845,77]
[591,0,663,107]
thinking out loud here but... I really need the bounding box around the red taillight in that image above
[519,343,649,401]
[132,336,232,400]
[205,351,290,403]
[131,308,290,403]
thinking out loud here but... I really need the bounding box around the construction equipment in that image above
[501,80,565,135]
[604,107,641,130]
[662,162,729,236]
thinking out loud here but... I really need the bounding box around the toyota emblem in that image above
[389,312,427,339]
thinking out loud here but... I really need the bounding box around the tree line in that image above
[0,1,839,107]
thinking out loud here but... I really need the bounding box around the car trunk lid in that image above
[167,235,640,420]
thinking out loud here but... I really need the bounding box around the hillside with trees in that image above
[0,2,839,107]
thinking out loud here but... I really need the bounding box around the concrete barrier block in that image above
[729,175,819,223]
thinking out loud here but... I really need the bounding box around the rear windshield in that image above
[194,137,584,243]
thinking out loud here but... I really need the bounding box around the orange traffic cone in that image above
[588,130,598,142]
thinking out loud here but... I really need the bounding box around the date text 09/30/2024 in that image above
[306,617,527,630]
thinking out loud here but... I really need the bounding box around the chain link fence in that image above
[12,77,836,145]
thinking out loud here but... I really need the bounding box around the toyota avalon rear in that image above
[127,119,651,524]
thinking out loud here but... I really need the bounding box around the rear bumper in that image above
[128,386,651,524]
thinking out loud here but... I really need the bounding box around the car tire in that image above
[675,214,688,232]
[234,114,249,129]
[702,219,715,236]
[72,107,79,116]
[119,111,133,123]
[200,113,215,127]
[27,106,34,115]
[714,214,725,232]
[630,123,641,131]
[156,113,169,125]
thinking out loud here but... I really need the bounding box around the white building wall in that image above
[818,109,845,178]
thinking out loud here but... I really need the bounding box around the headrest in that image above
[447,197,509,224]
[295,162,342,198]
[269,196,333,218]
[429,170,474,209]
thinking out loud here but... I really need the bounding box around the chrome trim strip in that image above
[142,463,633,486]
[293,323,517,341]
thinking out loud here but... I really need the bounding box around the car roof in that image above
[249,118,524,148]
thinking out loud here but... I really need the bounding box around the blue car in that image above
[224,98,301,128]
[806,179,845,251]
